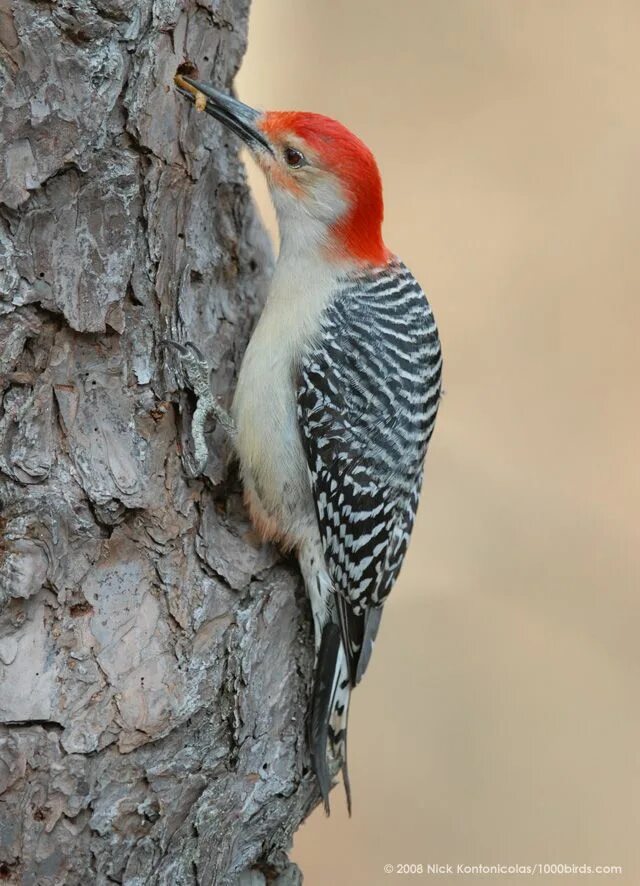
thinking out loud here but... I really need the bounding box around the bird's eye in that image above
[284,147,305,168]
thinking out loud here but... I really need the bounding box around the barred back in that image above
[297,256,442,683]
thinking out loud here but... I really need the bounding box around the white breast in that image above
[232,250,340,542]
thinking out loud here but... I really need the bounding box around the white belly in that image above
[232,326,312,540]
[231,250,341,545]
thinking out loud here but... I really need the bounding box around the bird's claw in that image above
[164,339,211,398]
[164,339,236,474]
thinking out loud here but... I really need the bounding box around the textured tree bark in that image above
[0,2,317,883]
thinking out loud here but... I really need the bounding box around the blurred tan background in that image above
[238,2,640,883]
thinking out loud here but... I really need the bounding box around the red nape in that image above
[263,111,390,266]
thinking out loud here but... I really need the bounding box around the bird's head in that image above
[176,76,388,266]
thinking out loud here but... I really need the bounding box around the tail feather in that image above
[310,622,352,814]
[332,706,352,816]
[355,606,383,685]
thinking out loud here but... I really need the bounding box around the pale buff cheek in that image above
[254,153,304,196]
[270,165,304,196]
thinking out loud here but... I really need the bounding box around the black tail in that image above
[309,622,352,814]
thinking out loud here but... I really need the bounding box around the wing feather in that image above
[297,259,441,683]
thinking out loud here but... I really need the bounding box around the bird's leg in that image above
[165,340,236,473]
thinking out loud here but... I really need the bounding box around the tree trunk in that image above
[0,2,316,882]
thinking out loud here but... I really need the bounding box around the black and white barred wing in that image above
[297,260,442,684]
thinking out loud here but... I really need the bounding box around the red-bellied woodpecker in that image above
[171,76,442,813]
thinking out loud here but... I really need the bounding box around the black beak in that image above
[175,76,274,156]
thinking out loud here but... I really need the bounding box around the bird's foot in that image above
[164,340,236,473]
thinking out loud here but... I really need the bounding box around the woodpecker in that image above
[172,76,442,812]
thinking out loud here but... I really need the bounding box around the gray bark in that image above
[0,1,317,883]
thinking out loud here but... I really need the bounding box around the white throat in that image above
[270,174,348,265]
